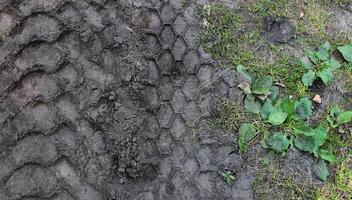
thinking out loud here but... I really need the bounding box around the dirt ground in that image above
[0,0,351,200]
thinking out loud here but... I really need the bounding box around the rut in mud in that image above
[0,0,254,199]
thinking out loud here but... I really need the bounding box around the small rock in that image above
[313,95,322,104]
[263,16,295,43]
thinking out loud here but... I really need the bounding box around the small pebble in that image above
[313,95,322,104]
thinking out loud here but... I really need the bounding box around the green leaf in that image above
[251,86,271,95]
[238,123,257,153]
[294,97,313,120]
[337,111,352,125]
[280,99,295,117]
[238,82,252,94]
[268,109,288,125]
[327,105,342,128]
[300,56,313,69]
[293,121,314,136]
[317,67,333,84]
[313,160,329,182]
[294,134,318,154]
[307,42,331,64]
[316,41,331,61]
[237,64,253,83]
[337,44,352,63]
[318,149,336,163]
[265,132,290,153]
[252,76,273,91]
[260,99,275,120]
[314,125,328,147]
[302,70,317,87]
[269,86,279,101]
[307,50,319,64]
[328,58,341,70]
[321,41,331,50]
[244,94,261,114]
[293,124,328,156]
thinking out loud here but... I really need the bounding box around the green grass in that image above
[335,67,352,92]
[198,4,248,67]
[253,165,317,200]
[209,101,252,131]
[199,0,351,101]
[247,0,287,17]
[315,131,352,200]
[199,2,309,97]
[199,1,352,199]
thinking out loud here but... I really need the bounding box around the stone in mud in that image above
[263,16,295,43]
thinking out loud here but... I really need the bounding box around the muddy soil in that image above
[0,0,351,200]
[0,0,254,199]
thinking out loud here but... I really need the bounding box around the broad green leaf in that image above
[337,44,352,63]
[321,41,331,50]
[327,105,342,128]
[244,94,261,114]
[252,76,273,91]
[307,50,319,64]
[268,109,288,125]
[293,121,314,136]
[314,125,328,146]
[316,41,331,61]
[300,56,313,69]
[265,132,290,153]
[294,134,318,154]
[260,99,275,120]
[294,97,313,120]
[280,99,295,117]
[238,123,257,153]
[269,86,279,101]
[237,65,253,83]
[260,139,270,149]
[307,42,331,64]
[251,86,271,95]
[317,67,333,84]
[318,149,336,163]
[313,160,329,182]
[238,82,252,94]
[328,58,341,70]
[337,111,352,125]
[302,70,317,87]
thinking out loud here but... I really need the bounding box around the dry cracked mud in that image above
[0,0,255,199]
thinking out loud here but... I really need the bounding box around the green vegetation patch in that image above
[199,1,352,198]
[236,42,351,181]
